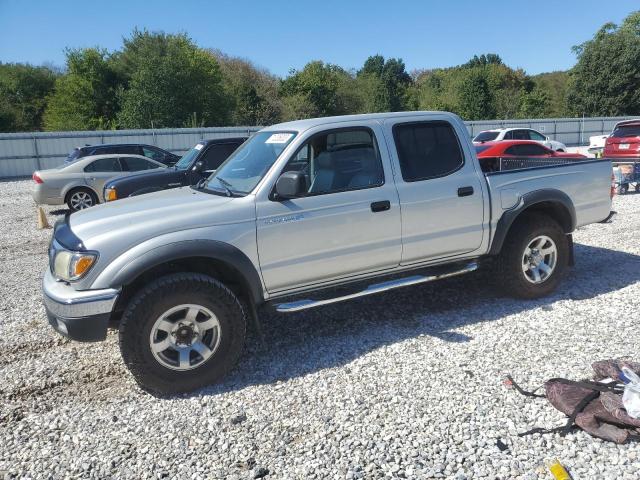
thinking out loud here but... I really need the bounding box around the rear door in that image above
[255,124,402,293]
[384,117,486,264]
[83,157,126,193]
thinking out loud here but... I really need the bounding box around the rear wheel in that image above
[495,213,568,299]
[66,188,97,211]
[119,273,247,394]
[618,183,629,195]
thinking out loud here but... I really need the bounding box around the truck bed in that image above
[481,157,613,232]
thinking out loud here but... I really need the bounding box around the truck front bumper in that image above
[42,270,119,342]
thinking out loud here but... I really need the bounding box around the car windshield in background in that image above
[174,144,203,170]
[205,131,296,195]
[612,125,640,138]
[474,131,499,142]
[475,145,492,154]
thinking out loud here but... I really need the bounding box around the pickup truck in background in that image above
[102,137,246,202]
[42,111,614,394]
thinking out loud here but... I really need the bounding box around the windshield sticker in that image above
[265,133,294,144]
[194,143,204,150]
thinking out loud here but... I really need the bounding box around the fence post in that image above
[32,136,41,170]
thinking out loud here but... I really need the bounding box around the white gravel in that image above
[0,179,639,480]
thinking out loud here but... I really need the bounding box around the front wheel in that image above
[495,213,568,299]
[119,273,247,394]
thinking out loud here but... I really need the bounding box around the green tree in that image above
[0,63,57,132]
[457,69,495,120]
[43,48,119,130]
[567,11,640,116]
[116,32,229,128]
[531,71,569,117]
[280,61,358,119]
[356,55,411,112]
[212,51,282,126]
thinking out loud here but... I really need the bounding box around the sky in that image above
[0,0,638,77]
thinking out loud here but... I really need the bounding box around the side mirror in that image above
[192,161,204,173]
[275,171,305,199]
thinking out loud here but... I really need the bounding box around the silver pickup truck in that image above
[42,112,614,394]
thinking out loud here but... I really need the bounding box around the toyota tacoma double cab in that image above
[42,112,614,394]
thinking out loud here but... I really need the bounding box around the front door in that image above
[256,125,402,293]
[384,118,486,264]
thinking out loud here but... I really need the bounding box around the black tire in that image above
[66,187,98,211]
[556,149,565,153]
[495,213,568,299]
[118,273,247,395]
[619,183,629,195]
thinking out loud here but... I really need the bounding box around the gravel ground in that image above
[0,179,639,480]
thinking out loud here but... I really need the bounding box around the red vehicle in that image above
[603,120,640,158]
[475,140,586,159]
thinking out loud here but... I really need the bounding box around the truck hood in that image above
[69,186,249,250]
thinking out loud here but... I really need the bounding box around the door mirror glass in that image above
[192,160,204,172]
[275,171,305,199]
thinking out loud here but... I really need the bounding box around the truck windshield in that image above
[474,131,499,142]
[174,144,204,170]
[205,131,296,195]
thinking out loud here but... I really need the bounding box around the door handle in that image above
[457,186,474,197]
[371,200,391,212]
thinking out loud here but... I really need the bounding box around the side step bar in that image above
[275,262,478,313]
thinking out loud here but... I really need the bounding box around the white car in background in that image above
[473,128,567,152]
[32,154,166,211]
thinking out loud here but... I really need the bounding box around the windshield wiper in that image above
[214,177,235,197]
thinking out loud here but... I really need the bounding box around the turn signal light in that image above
[105,187,118,202]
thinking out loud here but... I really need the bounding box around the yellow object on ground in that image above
[547,459,571,480]
[37,206,51,229]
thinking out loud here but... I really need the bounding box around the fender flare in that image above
[489,189,576,255]
[109,240,265,304]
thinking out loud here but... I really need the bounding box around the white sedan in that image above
[473,128,567,152]
[32,154,166,211]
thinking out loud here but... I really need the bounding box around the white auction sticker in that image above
[265,133,293,144]
[194,143,204,150]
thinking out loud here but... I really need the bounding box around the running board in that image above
[274,262,478,313]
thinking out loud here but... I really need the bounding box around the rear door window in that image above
[84,158,122,172]
[393,121,464,182]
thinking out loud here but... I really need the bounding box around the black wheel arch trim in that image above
[109,240,265,304]
[489,189,576,256]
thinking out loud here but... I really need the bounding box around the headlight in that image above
[53,250,98,281]
[104,187,117,202]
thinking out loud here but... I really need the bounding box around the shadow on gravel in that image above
[182,243,640,399]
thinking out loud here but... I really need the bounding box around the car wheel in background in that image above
[66,188,98,211]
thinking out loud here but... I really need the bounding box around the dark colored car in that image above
[603,120,640,159]
[65,143,181,166]
[102,137,246,202]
